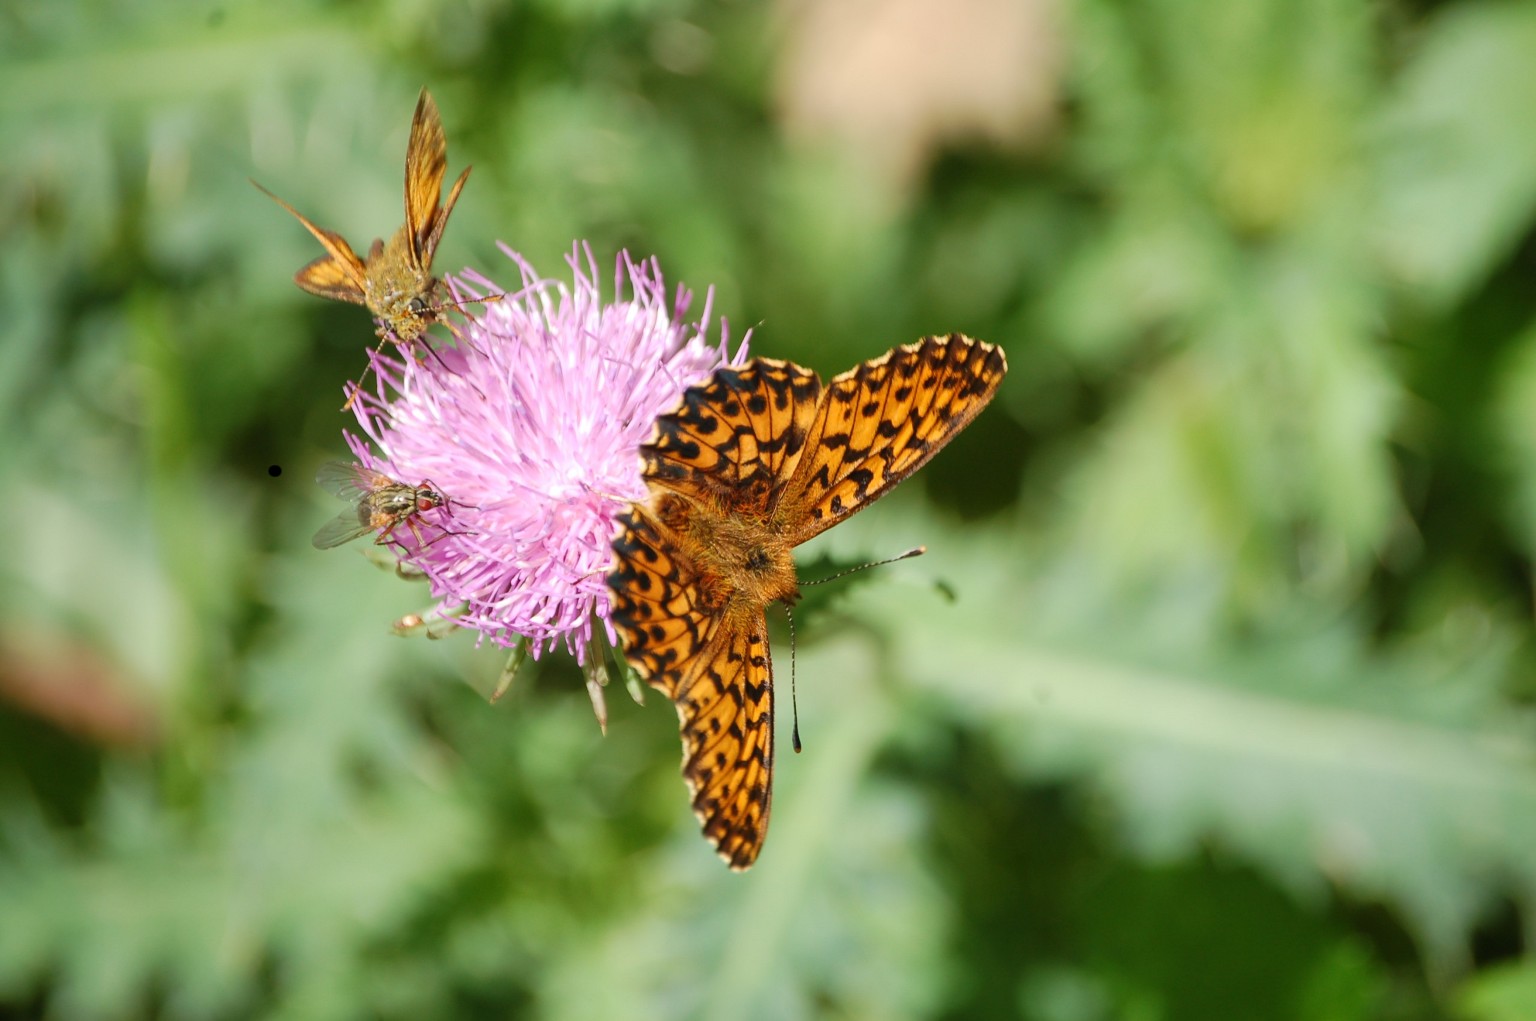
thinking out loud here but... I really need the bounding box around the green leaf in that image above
[1457,963,1536,1021]
[828,511,1536,968]
[1374,1,1536,305]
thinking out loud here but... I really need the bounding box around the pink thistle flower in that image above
[341,244,748,665]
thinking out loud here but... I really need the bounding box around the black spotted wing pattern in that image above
[641,359,821,516]
[608,509,723,694]
[775,335,1007,544]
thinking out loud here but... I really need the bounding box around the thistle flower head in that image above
[343,245,747,661]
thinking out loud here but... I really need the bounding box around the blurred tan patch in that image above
[775,0,1062,193]
[0,626,160,749]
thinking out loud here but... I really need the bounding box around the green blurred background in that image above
[5,0,1536,1017]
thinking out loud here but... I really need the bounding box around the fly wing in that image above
[312,506,373,549]
[315,461,387,501]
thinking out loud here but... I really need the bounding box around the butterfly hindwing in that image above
[608,505,722,694]
[294,252,369,304]
[609,502,775,867]
[674,611,774,870]
[424,167,471,267]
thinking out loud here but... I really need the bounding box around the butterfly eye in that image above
[408,296,430,315]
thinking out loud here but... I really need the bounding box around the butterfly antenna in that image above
[802,546,927,587]
[424,290,507,318]
[782,601,802,754]
[788,548,926,753]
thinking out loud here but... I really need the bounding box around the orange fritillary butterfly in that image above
[607,333,1008,869]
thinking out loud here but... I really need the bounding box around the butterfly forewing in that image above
[250,181,369,303]
[642,359,821,515]
[403,90,450,265]
[776,335,1007,545]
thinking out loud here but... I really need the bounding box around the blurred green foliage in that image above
[3,0,1536,1017]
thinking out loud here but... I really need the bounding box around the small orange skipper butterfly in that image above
[254,89,497,406]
